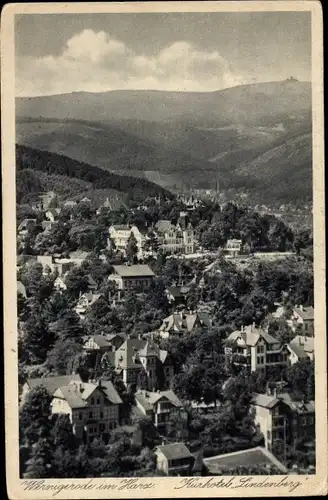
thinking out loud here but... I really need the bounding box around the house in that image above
[30,192,56,211]
[115,338,174,390]
[64,200,77,208]
[288,335,315,364]
[288,305,314,336]
[225,239,242,257]
[36,256,78,276]
[54,276,67,292]
[108,224,145,259]
[165,285,191,308]
[51,379,123,443]
[203,447,287,475]
[135,389,187,435]
[159,311,212,339]
[83,333,125,353]
[37,191,57,211]
[108,264,155,291]
[20,374,82,406]
[251,389,315,452]
[45,208,61,222]
[224,324,289,373]
[155,212,195,255]
[154,443,194,475]
[83,335,114,353]
[41,220,58,232]
[74,292,102,319]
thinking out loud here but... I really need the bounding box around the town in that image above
[17,187,315,479]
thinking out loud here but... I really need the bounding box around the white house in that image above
[225,239,242,257]
[287,335,315,364]
[108,224,145,259]
[51,379,122,443]
[135,389,187,435]
[224,324,289,373]
[287,305,314,336]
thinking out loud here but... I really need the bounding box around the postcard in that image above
[2,1,327,498]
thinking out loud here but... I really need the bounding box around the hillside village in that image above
[17,186,315,479]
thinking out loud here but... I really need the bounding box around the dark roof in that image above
[27,374,82,396]
[53,380,122,408]
[167,286,191,298]
[226,325,279,347]
[112,264,155,278]
[90,335,112,348]
[135,390,183,411]
[155,443,193,460]
[203,447,287,473]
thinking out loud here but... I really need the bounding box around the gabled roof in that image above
[54,385,88,409]
[160,311,211,333]
[294,306,314,320]
[115,339,169,369]
[278,392,315,413]
[203,446,287,473]
[166,286,191,299]
[54,380,122,409]
[251,393,281,409]
[18,219,37,231]
[226,325,279,347]
[26,374,82,396]
[112,264,155,278]
[89,335,112,348]
[288,336,314,358]
[155,443,193,461]
[135,389,183,412]
[155,220,174,233]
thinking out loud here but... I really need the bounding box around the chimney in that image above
[299,305,303,311]
[273,388,277,398]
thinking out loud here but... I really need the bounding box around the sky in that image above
[15,12,311,97]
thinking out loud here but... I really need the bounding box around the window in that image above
[99,424,105,432]
[97,398,100,405]
[302,416,307,426]
[100,412,103,419]
[91,398,94,405]
[89,411,93,419]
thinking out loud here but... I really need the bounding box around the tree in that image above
[24,437,54,478]
[20,385,52,447]
[46,338,84,375]
[64,267,91,300]
[126,232,139,263]
[48,309,84,342]
[51,413,77,450]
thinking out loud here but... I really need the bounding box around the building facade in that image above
[135,389,187,435]
[108,225,145,260]
[224,324,289,373]
[107,264,155,291]
[51,379,122,443]
[155,213,195,255]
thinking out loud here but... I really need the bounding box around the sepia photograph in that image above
[2,1,327,498]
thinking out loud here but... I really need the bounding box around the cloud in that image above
[16,29,243,96]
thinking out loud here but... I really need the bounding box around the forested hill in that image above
[16,144,174,203]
